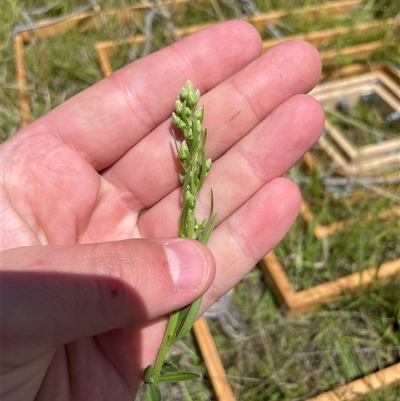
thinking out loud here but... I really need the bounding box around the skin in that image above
[1,21,324,401]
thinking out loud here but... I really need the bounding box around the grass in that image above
[166,269,399,399]
[2,0,399,399]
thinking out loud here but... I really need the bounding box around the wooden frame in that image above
[259,147,399,315]
[193,318,236,401]
[305,363,400,401]
[258,250,400,316]
[261,18,396,53]
[309,71,400,177]
[14,0,211,44]
[95,0,386,76]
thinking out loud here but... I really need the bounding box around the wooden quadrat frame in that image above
[305,362,400,401]
[309,70,400,177]
[258,151,400,316]
[95,0,392,76]
[259,197,400,398]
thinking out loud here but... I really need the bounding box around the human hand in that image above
[1,21,324,400]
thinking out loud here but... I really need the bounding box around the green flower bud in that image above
[172,113,186,131]
[194,120,201,136]
[178,141,189,162]
[206,158,212,173]
[187,89,200,108]
[184,106,192,121]
[175,99,184,114]
[185,128,193,141]
[195,107,204,122]
[180,86,189,101]
[184,190,195,208]
[179,172,186,183]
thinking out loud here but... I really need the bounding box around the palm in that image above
[1,22,324,401]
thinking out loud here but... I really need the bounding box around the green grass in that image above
[2,0,399,399]
[275,211,399,290]
[167,269,399,399]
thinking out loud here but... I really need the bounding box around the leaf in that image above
[146,383,161,401]
[165,310,180,345]
[173,296,202,343]
[197,189,217,245]
[198,147,207,189]
[201,128,208,149]
[158,371,201,382]
[171,130,180,156]
[144,365,154,384]
[160,361,179,375]
[198,213,217,245]
[179,202,189,237]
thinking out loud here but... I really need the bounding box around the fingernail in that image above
[163,240,207,292]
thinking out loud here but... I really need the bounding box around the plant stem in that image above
[144,81,217,399]
[150,311,179,381]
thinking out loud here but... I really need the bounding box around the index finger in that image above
[21,21,262,171]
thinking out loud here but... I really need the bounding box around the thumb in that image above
[1,238,215,347]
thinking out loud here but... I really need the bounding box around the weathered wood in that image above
[305,363,400,401]
[16,0,203,43]
[290,259,400,315]
[193,318,236,401]
[325,120,358,161]
[309,70,400,177]
[14,34,30,127]
[247,0,363,31]
[262,20,395,53]
[373,83,400,113]
[95,45,113,77]
[94,0,367,61]
[258,252,295,309]
[319,41,385,63]
[260,249,400,316]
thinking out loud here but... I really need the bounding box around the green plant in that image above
[142,81,217,401]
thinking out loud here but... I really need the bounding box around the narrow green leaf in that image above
[192,119,198,151]
[179,202,189,237]
[174,296,202,343]
[171,130,180,156]
[198,213,217,245]
[158,371,200,382]
[197,189,217,244]
[174,305,190,337]
[165,310,180,345]
[173,302,196,342]
[198,147,207,189]
[144,365,154,384]
[201,128,208,149]
[146,383,161,401]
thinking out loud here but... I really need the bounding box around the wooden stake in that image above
[193,318,236,401]
[14,34,30,127]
